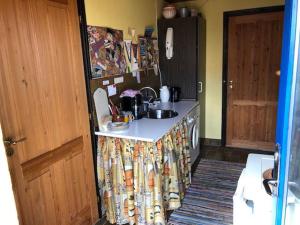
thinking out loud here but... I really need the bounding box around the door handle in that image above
[263,144,280,196]
[3,137,26,157]
[198,81,203,93]
[263,178,278,196]
[228,80,233,89]
[4,137,27,146]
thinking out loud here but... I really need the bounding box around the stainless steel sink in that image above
[146,109,178,119]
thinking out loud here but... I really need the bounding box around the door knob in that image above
[3,137,26,157]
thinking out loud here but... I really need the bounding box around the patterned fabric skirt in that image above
[97,119,191,225]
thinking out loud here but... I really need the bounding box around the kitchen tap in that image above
[139,87,158,103]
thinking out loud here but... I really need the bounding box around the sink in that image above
[146,109,178,119]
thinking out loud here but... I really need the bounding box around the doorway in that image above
[222,6,284,151]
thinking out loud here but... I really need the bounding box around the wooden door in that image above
[226,11,283,151]
[0,0,98,224]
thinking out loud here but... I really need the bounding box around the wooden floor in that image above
[200,145,273,164]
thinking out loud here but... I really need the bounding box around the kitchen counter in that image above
[95,100,199,142]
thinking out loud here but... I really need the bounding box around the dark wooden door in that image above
[0,0,98,224]
[158,17,198,99]
[226,11,283,151]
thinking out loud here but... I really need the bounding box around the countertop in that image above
[95,100,199,142]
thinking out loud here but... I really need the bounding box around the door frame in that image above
[275,0,299,223]
[77,0,102,217]
[221,5,285,146]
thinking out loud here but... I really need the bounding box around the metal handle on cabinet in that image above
[198,81,203,93]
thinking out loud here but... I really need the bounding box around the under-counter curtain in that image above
[97,119,191,225]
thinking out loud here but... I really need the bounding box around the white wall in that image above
[0,125,19,225]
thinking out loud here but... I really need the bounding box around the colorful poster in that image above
[87,26,127,78]
[138,37,159,69]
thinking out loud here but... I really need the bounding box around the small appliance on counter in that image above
[170,87,181,102]
[120,90,144,120]
[160,86,170,103]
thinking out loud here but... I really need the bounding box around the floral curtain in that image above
[97,119,191,225]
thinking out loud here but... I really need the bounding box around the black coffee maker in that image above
[170,87,181,102]
[121,94,144,120]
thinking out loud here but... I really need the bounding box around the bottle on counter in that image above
[160,86,170,103]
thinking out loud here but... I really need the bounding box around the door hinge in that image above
[79,15,82,24]
[89,113,92,120]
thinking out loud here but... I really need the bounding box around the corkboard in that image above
[90,70,160,128]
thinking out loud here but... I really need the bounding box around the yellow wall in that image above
[85,0,158,39]
[176,0,285,139]
[85,0,285,139]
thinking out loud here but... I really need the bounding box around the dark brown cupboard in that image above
[158,16,205,100]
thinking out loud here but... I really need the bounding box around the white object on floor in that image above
[233,154,275,225]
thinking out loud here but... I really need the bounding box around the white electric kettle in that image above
[160,86,170,103]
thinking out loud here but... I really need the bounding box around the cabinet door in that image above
[158,17,198,99]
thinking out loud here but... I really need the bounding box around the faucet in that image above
[139,87,158,103]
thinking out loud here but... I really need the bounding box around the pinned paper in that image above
[136,71,141,84]
[153,64,158,75]
[114,76,124,84]
[132,62,139,72]
[102,80,110,85]
[107,84,117,96]
[128,27,138,44]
